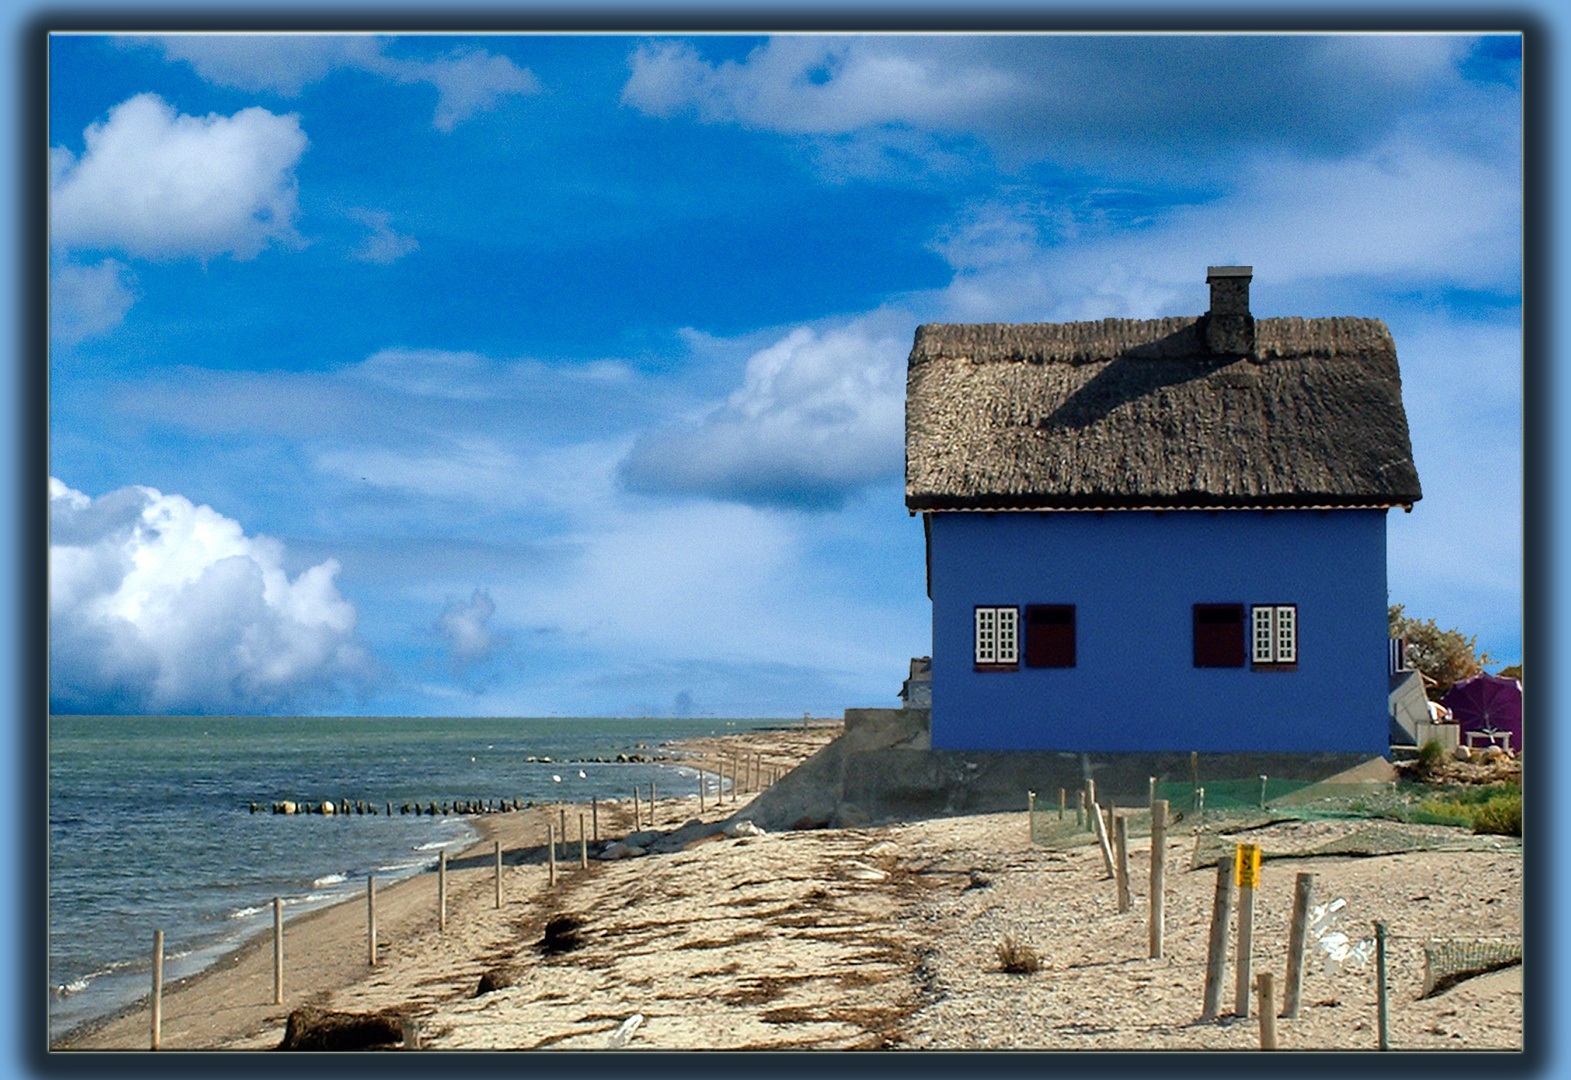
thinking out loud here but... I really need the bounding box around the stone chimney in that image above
[1204,265,1254,356]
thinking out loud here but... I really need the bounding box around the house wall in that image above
[927,509,1391,753]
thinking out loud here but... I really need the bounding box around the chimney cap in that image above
[1207,265,1253,279]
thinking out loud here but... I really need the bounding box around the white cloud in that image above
[434,588,512,677]
[617,320,907,509]
[622,34,1513,186]
[348,207,419,264]
[49,257,137,343]
[137,34,541,132]
[50,93,308,261]
[49,477,376,714]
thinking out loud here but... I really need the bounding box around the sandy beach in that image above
[53,721,1523,1054]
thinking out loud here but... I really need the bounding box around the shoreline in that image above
[49,722,841,1052]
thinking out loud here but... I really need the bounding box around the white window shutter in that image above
[975,607,996,664]
[1275,605,1297,664]
[1252,606,1275,664]
[996,607,1018,665]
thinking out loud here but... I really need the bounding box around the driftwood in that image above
[277,1005,409,1051]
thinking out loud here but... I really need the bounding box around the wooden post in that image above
[368,874,378,965]
[150,929,164,1050]
[438,850,447,933]
[580,813,588,868]
[592,797,600,840]
[494,842,503,909]
[1089,801,1116,879]
[1282,872,1315,1019]
[1113,813,1131,912]
[1075,789,1084,829]
[1256,973,1278,1049]
[649,781,656,826]
[1375,921,1390,1050]
[1201,859,1232,1020]
[633,787,640,828]
[698,771,705,812]
[559,806,568,859]
[548,821,557,886]
[1027,790,1036,843]
[1197,786,1206,821]
[1190,750,1199,811]
[1149,799,1168,959]
[1234,843,1260,1016]
[273,897,283,1005]
[1149,776,1157,808]
[1058,787,1065,820]
[1258,774,1268,810]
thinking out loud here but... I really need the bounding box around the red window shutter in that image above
[1194,604,1246,667]
[1025,605,1076,667]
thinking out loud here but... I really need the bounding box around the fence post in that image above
[494,842,503,909]
[548,821,557,886]
[438,850,447,933]
[559,807,568,859]
[1201,859,1232,1020]
[1234,844,1260,1016]
[649,782,656,826]
[1258,774,1268,810]
[1375,921,1390,1050]
[1190,751,1199,811]
[368,874,378,965]
[1058,787,1066,821]
[1027,791,1036,843]
[1256,973,1278,1049]
[698,771,705,812]
[1283,872,1315,1018]
[273,897,283,1005]
[580,813,588,869]
[633,787,640,828]
[1149,799,1168,959]
[150,929,164,1050]
[1113,813,1131,913]
[1149,776,1157,808]
[1089,801,1116,880]
[593,796,600,840]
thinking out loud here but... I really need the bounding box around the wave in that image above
[311,873,348,887]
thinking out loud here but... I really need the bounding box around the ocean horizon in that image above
[47,713,802,1042]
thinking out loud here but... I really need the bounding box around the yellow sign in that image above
[1235,843,1262,888]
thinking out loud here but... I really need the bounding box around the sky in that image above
[44,29,1524,718]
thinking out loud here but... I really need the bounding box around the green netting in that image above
[1422,938,1523,998]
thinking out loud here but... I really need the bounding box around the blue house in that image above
[905,267,1421,754]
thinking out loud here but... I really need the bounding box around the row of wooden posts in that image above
[1032,776,1394,1051]
[149,751,782,1049]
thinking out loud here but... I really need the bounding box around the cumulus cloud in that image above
[347,207,419,264]
[434,588,512,674]
[50,93,308,261]
[50,257,137,343]
[135,34,540,131]
[617,321,906,510]
[49,477,376,714]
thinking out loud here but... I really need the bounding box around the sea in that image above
[47,713,792,1042]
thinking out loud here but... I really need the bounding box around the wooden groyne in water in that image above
[254,799,528,816]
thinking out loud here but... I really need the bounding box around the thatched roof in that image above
[905,315,1422,512]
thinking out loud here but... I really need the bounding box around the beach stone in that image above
[722,819,766,838]
[599,841,647,860]
[475,966,520,996]
[1454,745,1473,761]
[320,801,335,815]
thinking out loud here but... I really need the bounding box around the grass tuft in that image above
[996,934,1041,974]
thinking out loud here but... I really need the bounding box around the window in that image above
[1193,604,1246,667]
[1252,605,1298,668]
[1025,605,1076,667]
[974,606,1018,668]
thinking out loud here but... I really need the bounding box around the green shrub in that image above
[1470,790,1522,836]
[1416,739,1449,776]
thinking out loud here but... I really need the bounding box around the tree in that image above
[1389,604,1496,700]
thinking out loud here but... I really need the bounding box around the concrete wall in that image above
[928,508,1391,754]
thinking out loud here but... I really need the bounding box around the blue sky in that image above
[46,30,1523,718]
